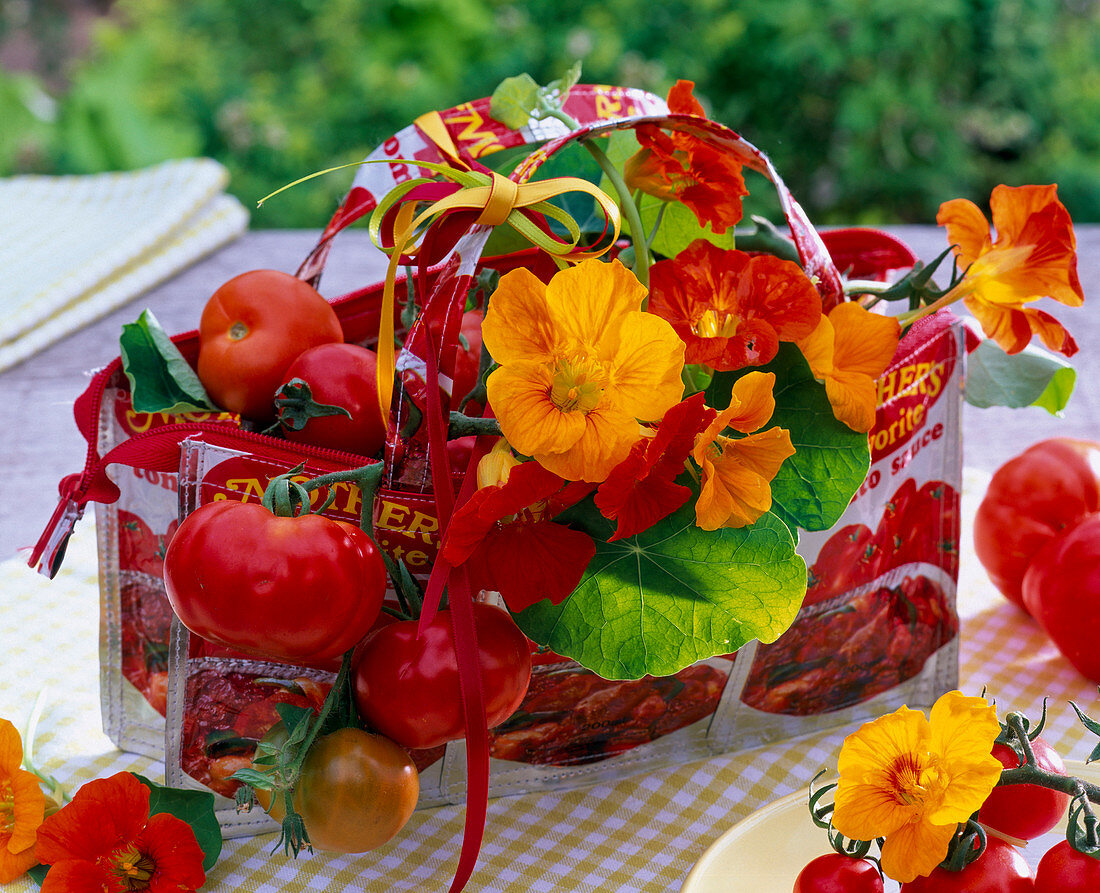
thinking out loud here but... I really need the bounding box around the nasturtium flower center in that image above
[889,753,940,806]
[112,845,156,890]
[693,309,741,339]
[1,782,14,834]
[549,355,606,414]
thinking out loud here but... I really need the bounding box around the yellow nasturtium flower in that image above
[831,690,1002,884]
[483,259,685,483]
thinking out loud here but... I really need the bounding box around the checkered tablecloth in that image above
[3,468,1097,892]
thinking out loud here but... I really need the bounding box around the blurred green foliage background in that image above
[2,0,1098,227]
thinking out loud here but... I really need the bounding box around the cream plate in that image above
[681,760,1100,893]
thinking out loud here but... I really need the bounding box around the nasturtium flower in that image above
[797,302,900,433]
[692,372,795,531]
[595,393,717,540]
[36,771,206,893]
[0,718,46,884]
[938,184,1083,357]
[832,690,1002,884]
[624,80,748,233]
[649,240,822,371]
[441,454,594,611]
[483,258,685,483]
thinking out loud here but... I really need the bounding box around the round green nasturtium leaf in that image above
[516,499,806,680]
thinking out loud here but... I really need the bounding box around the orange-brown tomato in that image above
[257,728,419,853]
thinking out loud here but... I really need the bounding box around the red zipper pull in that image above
[29,474,86,578]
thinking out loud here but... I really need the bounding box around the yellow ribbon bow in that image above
[369,112,622,425]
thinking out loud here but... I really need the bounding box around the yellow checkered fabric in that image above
[3,469,1096,892]
[0,160,247,372]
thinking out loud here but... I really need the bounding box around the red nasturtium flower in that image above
[595,393,717,540]
[649,240,822,370]
[0,718,46,884]
[692,372,795,531]
[441,451,595,611]
[937,183,1083,357]
[36,771,205,893]
[624,80,748,232]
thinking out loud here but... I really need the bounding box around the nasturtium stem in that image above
[843,280,892,296]
[448,412,501,438]
[540,106,650,288]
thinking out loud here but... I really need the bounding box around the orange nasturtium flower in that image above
[36,771,206,893]
[937,183,1084,357]
[649,240,822,371]
[0,718,46,884]
[483,258,685,483]
[692,371,795,531]
[831,690,1002,884]
[624,80,748,233]
[797,301,900,433]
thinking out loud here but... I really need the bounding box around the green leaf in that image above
[719,344,870,532]
[543,61,582,105]
[965,338,1076,416]
[229,767,277,789]
[120,309,219,414]
[516,495,806,679]
[25,864,48,886]
[489,73,541,130]
[274,703,314,745]
[134,773,222,871]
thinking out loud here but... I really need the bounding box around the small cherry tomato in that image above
[198,269,343,421]
[1034,840,1100,891]
[900,837,1033,892]
[1022,514,1100,681]
[164,500,386,664]
[974,438,1100,612]
[256,727,419,853]
[353,603,532,750]
[978,737,1070,840]
[794,852,884,892]
[278,342,386,456]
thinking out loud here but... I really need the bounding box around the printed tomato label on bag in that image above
[732,315,965,729]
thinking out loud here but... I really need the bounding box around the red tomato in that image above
[794,853,884,892]
[163,500,386,663]
[278,343,386,456]
[198,270,343,422]
[1034,840,1100,891]
[900,837,1033,892]
[450,309,484,408]
[872,479,961,577]
[1022,514,1100,680]
[805,523,881,605]
[353,603,532,750]
[978,738,1070,839]
[974,438,1100,612]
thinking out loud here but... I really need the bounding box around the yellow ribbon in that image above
[371,114,622,426]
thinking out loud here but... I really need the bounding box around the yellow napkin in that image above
[0,158,248,372]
